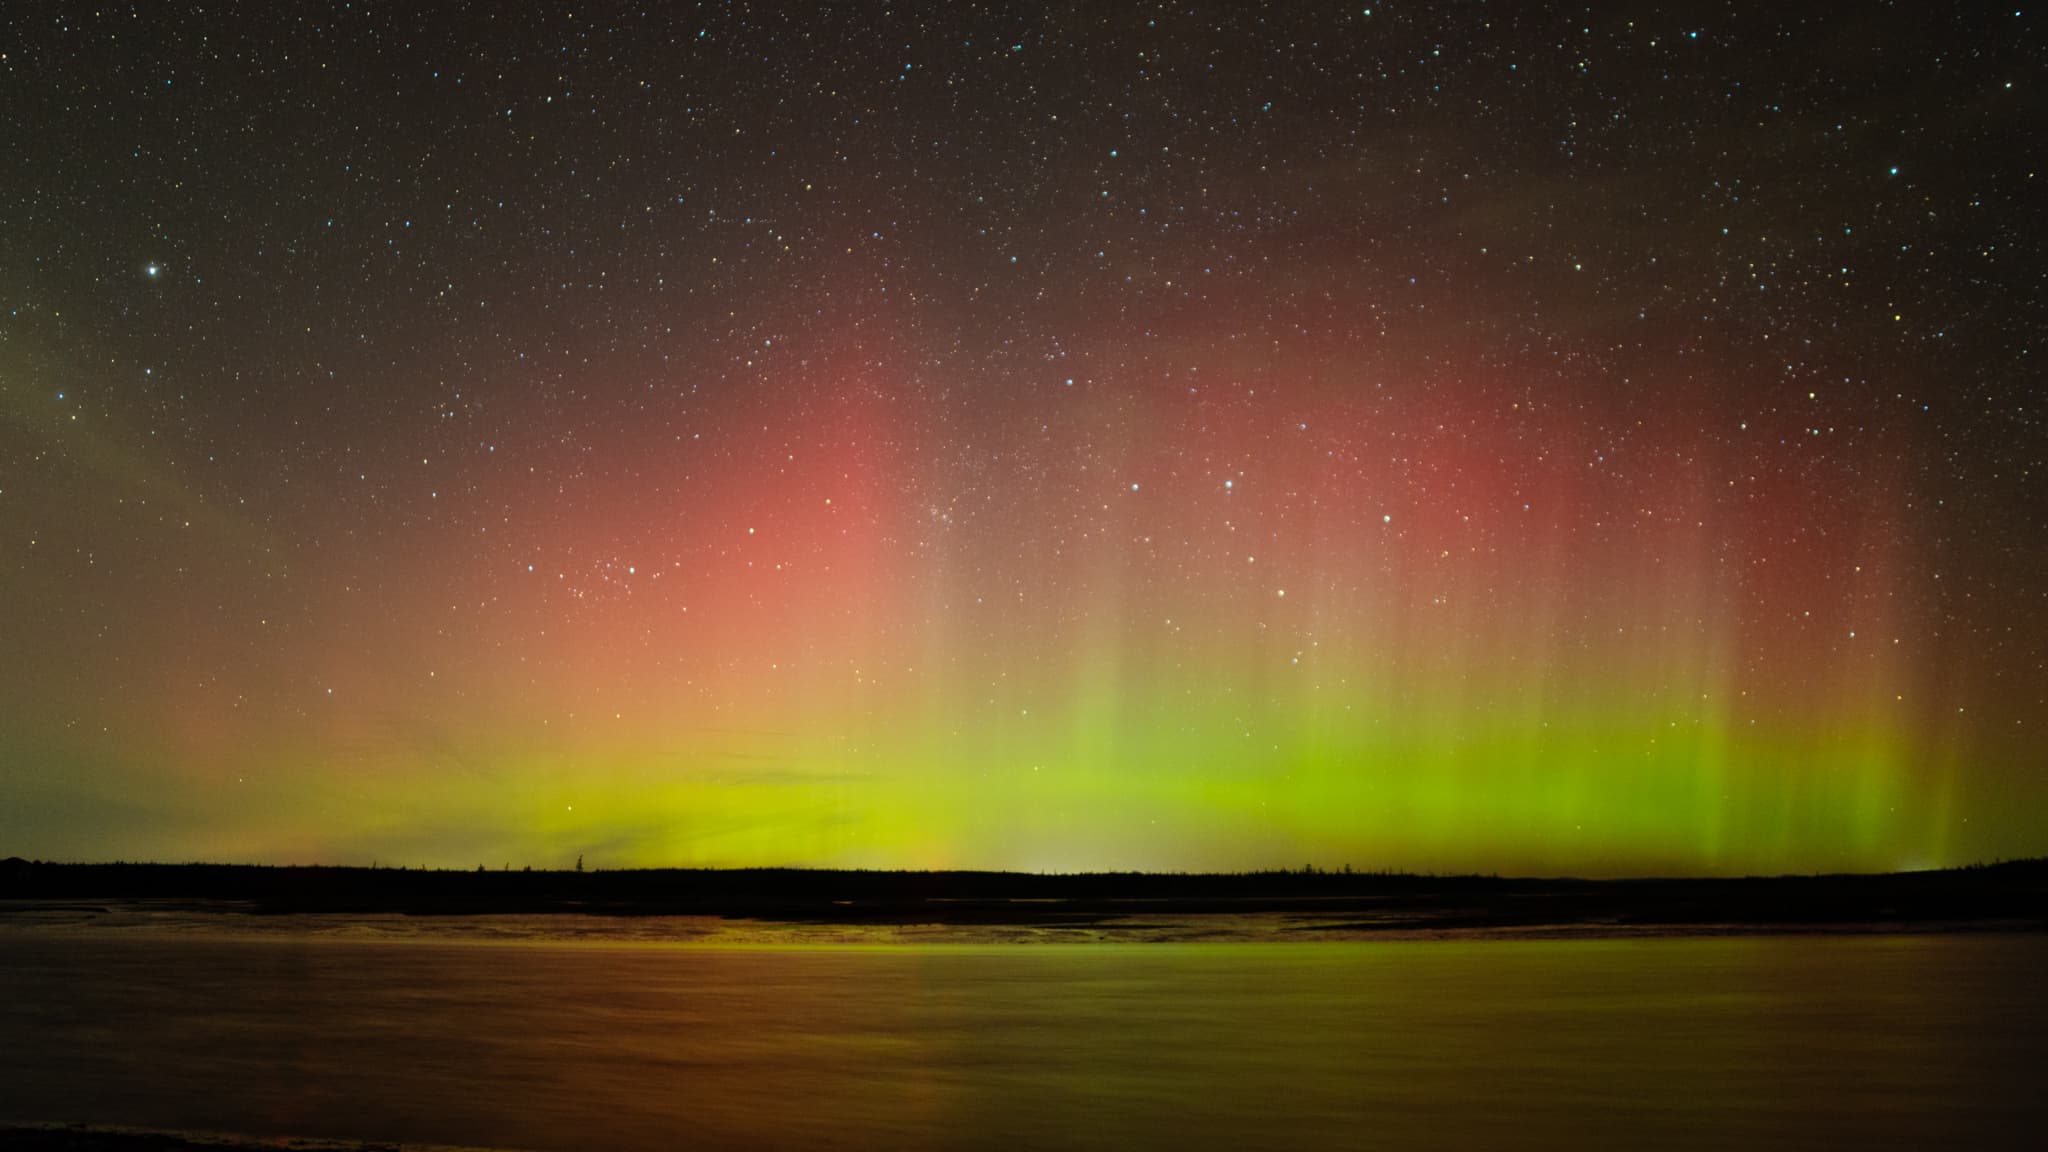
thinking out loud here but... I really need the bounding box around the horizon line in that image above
[8,856,2044,884]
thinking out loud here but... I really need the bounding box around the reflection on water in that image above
[2,929,2042,1150]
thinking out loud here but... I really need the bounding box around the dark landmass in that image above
[2,856,2044,933]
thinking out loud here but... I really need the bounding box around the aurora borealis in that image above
[2,2,2043,875]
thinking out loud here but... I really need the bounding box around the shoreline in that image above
[3,859,2044,936]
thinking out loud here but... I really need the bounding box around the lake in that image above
[2,924,2043,1149]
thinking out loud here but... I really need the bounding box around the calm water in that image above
[2,925,2043,1149]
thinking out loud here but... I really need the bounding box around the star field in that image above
[1,1,2043,872]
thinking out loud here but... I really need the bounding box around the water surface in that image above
[2,926,2041,1149]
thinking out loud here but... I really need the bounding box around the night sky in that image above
[3,2,2043,874]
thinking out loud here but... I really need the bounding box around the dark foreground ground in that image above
[2,857,2043,933]
[0,1125,488,1151]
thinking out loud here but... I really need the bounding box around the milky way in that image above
[3,2,2043,873]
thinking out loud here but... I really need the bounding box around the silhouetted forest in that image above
[3,856,2043,930]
